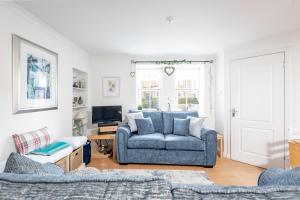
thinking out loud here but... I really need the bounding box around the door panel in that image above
[230,53,285,168]
[240,64,272,122]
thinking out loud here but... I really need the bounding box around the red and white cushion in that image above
[12,127,51,155]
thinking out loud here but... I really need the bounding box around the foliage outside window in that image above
[136,69,161,109]
[175,68,201,111]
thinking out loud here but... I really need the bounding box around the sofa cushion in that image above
[143,111,163,133]
[125,112,144,132]
[173,118,190,136]
[165,134,205,151]
[128,133,165,149]
[135,118,155,135]
[163,111,198,134]
[188,116,205,138]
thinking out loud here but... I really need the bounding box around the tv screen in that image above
[92,106,122,124]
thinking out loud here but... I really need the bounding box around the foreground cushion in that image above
[12,127,51,155]
[4,152,64,175]
[165,134,205,151]
[128,133,165,149]
[135,118,155,135]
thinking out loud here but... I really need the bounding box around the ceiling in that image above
[17,0,300,55]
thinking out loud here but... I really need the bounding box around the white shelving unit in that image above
[72,68,88,136]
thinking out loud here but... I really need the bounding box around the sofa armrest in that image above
[116,124,132,163]
[201,128,217,166]
[258,167,300,186]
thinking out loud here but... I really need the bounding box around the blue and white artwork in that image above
[27,54,52,99]
[13,34,58,113]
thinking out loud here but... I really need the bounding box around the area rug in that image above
[99,169,214,187]
[69,167,213,187]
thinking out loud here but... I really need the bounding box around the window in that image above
[175,67,201,111]
[136,63,210,114]
[136,68,162,109]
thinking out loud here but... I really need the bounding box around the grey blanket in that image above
[0,173,172,200]
[172,185,300,200]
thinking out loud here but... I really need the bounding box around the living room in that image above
[1,0,300,199]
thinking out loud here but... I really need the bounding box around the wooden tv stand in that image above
[98,125,118,134]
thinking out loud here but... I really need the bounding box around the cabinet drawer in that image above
[69,146,83,171]
[55,156,69,172]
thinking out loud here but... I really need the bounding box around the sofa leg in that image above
[204,166,213,168]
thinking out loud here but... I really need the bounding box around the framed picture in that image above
[102,77,120,97]
[12,34,58,113]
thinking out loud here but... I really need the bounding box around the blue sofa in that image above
[116,111,217,167]
[172,167,300,199]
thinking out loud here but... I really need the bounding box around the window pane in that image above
[136,68,162,109]
[177,90,199,111]
[177,80,193,89]
[140,91,159,109]
[141,80,159,89]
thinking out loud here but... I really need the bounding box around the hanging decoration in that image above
[129,60,136,78]
[131,59,213,77]
[130,72,135,78]
[164,65,175,76]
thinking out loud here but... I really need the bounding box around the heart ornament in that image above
[129,72,135,78]
[164,66,175,76]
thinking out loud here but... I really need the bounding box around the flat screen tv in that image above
[92,106,122,124]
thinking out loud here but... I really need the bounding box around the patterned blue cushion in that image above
[163,111,198,134]
[173,118,190,136]
[128,133,165,149]
[143,111,163,133]
[135,118,155,135]
[4,152,64,175]
[165,134,205,151]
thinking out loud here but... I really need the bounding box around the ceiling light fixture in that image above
[166,16,174,24]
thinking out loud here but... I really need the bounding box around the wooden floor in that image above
[88,152,264,186]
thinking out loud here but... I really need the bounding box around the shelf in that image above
[73,67,88,136]
[72,106,87,109]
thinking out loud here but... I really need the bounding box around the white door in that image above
[230,53,285,168]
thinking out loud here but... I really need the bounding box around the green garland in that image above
[154,59,192,65]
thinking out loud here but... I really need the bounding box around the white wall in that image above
[0,3,90,160]
[222,29,300,158]
[90,54,217,128]
[215,51,225,133]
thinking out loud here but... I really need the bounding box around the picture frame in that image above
[102,77,120,97]
[12,34,58,114]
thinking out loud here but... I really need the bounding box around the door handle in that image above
[232,108,239,117]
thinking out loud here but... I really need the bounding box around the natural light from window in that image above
[136,63,208,114]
